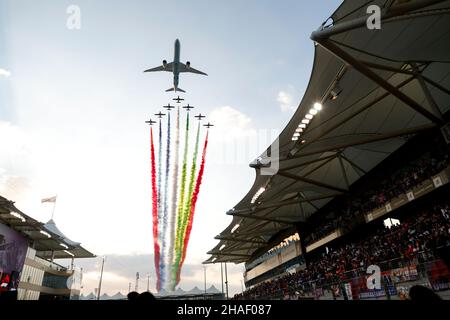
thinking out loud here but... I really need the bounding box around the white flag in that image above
[41,196,57,203]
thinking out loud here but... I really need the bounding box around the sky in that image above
[0,0,342,296]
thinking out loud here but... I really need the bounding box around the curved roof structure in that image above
[205,0,450,264]
[0,195,95,259]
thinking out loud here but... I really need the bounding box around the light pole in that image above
[224,262,229,300]
[203,266,207,298]
[135,272,139,292]
[97,256,106,300]
[147,273,150,292]
[220,263,224,296]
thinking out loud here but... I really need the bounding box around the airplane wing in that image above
[179,63,208,75]
[144,62,173,73]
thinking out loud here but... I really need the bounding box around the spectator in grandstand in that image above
[234,202,450,300]
[304,151,449,246]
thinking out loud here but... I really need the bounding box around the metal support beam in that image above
[215,235,267,245]
[412,63,444,120]
[300,76,416,149]
[207,252,252,258]
[338,154,350,189]
[232,193,340,215]
[423,76,450,96]
[289,124,435,159]
[361,60,420,76]
[260,158,334,205]
[232,221,283,237]
[227,211,294,225]
[280,153,335,168]
[315,39,443,125]
[277,171,348,193]
[340,153,367,176]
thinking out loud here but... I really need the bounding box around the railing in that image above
[304,165,449,251]
[236,247,450,300]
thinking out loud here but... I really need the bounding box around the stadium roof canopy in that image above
[205,0,450,264]
[0,195,95,259]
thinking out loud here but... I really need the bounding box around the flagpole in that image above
[51,196,57,220]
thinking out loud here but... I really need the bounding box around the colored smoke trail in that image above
[160,112,171,287]
[172,113,190,285]
[167,108,180,289]
[176,131,209,285]
[157,120,163,248]
[173,122,201,279]
[150,127,161,291]
[157,119,163,289]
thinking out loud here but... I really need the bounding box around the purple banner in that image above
[0,223,28,294]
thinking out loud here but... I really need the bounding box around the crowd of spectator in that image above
[233,202,450,300]
[246,235,300,271]
[304,152,449,245]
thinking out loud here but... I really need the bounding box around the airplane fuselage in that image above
[173,39,181,90]
[144,38,206,93]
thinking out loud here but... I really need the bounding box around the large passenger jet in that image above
[144,39,207,93]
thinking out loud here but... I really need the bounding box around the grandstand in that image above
[205,0,450,300]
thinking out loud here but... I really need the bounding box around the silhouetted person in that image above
[127,291,139,301]
[137,291,157,301]
[409,285,442,301]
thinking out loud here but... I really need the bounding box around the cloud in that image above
[0,122,34,201]
[0,68,11,78]
[0,174,32,200]
[206,106,279,166]
[277,90,296,113]
[208,106,255,140]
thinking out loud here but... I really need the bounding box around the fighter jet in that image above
[183,104,194,112]
[163,104,175,111]
[145,119,157,126]
[204,122,214,128]
[173,96,184,104]
[195,113,206,120]
[144,39,207,93]
[155,111,166,118]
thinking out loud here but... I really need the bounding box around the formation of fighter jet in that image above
[155,111,166,118]
[145,119,157,126]
[195,113,206,120]
[203,122,214,129]
[163,103,175,111]
[183,104,194,112]
[144,39,207,93]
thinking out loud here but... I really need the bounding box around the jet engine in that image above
[163,60,167,68]
[186,61,191,69]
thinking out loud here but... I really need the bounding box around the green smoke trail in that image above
[173,122,201,279]
[172,113,190,286]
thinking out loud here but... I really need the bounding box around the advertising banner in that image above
[0,223,28,295]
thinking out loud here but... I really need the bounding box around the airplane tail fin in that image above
[165,87,186,93]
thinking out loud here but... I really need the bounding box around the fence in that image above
[240,247,450,300]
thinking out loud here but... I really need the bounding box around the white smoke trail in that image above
[167,107,180,290]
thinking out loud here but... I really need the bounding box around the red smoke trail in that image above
[176,132,209,285]
[150,127,161,291]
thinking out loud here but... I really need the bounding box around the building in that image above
[0,195,95,300]
[205,0,450,300]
